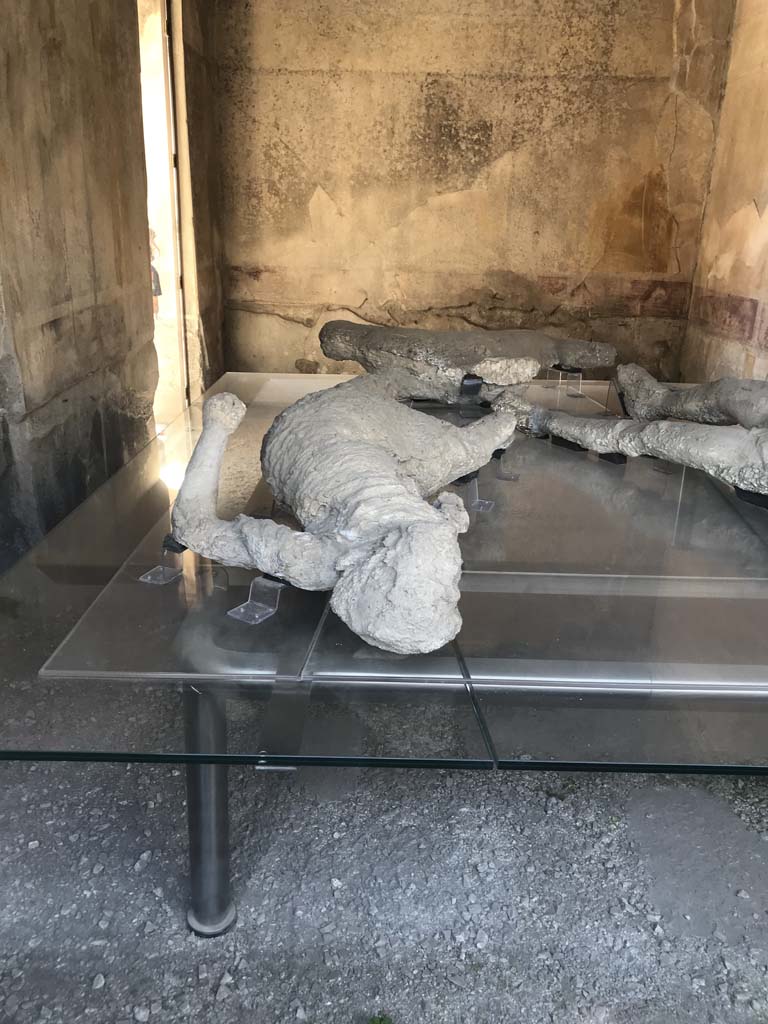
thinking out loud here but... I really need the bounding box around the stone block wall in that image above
[682,0,768,381]
[0,2,158,572]
[213,0,735,380]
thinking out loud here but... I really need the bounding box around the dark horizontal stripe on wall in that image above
[689,286,760,345]
[225,270,692,322]
[538,275,691,320]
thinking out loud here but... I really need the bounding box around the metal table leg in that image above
[184,686,237,937]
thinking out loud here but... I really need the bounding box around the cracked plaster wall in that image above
[682,0,768,382]
[214,0,734,381]
[0,2,158,572]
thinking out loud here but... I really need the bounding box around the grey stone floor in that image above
[2,761,768,1023]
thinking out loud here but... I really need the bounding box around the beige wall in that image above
[214,0,734,380]
[682,0,768,381]
[0,1,157,570]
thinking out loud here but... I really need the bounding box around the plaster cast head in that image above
[330,492,469,654]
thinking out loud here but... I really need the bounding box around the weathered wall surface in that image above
[215,0,734,380]
[682,0,768,381]
[0,2,157,571]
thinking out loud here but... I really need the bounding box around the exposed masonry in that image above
[681,0,768,382]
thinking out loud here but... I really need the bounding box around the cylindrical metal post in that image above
[184,686,237,936]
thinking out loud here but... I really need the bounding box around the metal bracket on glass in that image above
[227,576,284,625]
[139,535,186,585]
[565,371,583,397]
[207,566,230,590]
[492,447,519,482]
[547,366,583,400]
[467,476,494,511]
[458,373,487,419]
[455,469,494,512]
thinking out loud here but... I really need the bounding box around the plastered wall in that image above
[682,0,768,381]
[214,0,734,380]
[0,2,157,570]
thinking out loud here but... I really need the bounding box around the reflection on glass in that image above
[1,372,766,771]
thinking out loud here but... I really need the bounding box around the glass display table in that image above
[2,372,768,935]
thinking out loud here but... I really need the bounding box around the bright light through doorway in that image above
[137,0,187,432]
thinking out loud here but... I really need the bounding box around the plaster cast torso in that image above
[261,372,499,538]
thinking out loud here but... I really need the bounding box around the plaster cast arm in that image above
[171,394,343,589]
[618,364,768,430]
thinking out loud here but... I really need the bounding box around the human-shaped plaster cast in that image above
[618,363,768,430]
[319,320,617,388]
[495,389,768,496]
[172,371,518,653]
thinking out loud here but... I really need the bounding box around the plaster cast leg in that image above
[331,370,519,492]
[418,412,520,493]
[618,364,768,430]
[173,393,247,524]
[361,367,467,403]
[172,394,342,588]
[504,396,768,495]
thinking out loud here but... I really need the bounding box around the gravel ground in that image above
[2,762,768,1023]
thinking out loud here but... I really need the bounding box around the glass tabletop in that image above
[2,372,768,771]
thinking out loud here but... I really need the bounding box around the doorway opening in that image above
[136,0,187,430]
